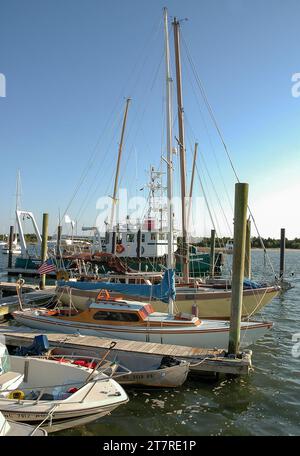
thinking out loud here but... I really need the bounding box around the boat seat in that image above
[0,372,24,396]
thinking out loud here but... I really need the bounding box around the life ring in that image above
[96,289,111,301]
[116,244,125,254]
[8,390,25,400]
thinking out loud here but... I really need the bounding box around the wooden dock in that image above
[0,328,252,376]
[6,267,56,277]
[0,281,39,296]
[0,286,56,316]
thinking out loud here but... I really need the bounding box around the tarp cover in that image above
[57,269,176,303]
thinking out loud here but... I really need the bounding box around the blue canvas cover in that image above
[57,269,176,304]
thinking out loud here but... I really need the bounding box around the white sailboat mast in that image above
[164,7,174,269]
[110,98,131,231]
[164,7,174,314]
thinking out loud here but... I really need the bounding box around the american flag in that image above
[37,258,56,275]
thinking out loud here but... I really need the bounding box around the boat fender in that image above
[8,390,25,400]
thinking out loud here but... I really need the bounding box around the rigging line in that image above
[185,120,232,237]
[61,96,124,221]
[124,16,164,102]
[75,111,125,222]
[62,16,163,223]
[195,162,218,235]
[181,34,239,182]
[181,52,234,213]
[118,50,165,190]
[181,33,275,273]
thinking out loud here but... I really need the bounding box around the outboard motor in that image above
[158,356,180,369]
[14,335,49,356]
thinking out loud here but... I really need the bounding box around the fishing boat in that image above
[0,411,47,436]
[0,342,128,432]
[12,293,273,349]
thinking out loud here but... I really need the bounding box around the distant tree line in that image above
[0,233,52,243]
[1,233,300,249]
[194,236,300,249]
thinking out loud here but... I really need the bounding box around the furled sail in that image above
[57,269,176,303]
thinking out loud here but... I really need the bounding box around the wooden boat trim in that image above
[13,312,273,335]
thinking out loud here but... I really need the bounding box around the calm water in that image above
[1,250,299,436]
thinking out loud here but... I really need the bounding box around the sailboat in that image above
[55,9,279,319]
[12,273,272,349]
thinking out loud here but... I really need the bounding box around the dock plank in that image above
[0,328,252,375]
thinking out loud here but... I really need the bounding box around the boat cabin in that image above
[104,219,178,258]
[41,299,200,327]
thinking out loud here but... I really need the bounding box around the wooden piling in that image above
[111,231,116,255]
[210,229,216,278]
[279,228,285,279]
[7,225,14,269]
[244,218,251,279]
[228,183,249,356]
[39,213,49,290]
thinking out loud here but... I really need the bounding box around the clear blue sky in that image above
[1,0,300,238]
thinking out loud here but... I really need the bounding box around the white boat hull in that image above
[0,354,128,431]
[13,310,273,349]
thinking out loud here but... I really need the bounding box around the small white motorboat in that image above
[43,350,190,388]
[0,342,128,432]
[0,411,47,436]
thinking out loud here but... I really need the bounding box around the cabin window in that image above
[141,234,145,243]
[150,233,156,241]
[93,311,140,322]
[126,233,135,243]
[159,233,166,240]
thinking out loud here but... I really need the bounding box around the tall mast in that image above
[164,7,174,315]
[110,97,131,252]
[172,18,189,282]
